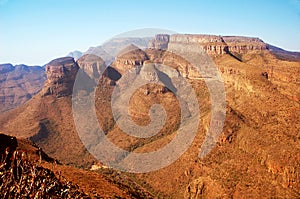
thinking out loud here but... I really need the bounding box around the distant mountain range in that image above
[267,44,300,62]
[0,63,46,112]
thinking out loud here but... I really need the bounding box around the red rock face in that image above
[149,34,268,56]
[165,34,228,55]
[112,45,149,75]
[77,54,106,80]
[43,57,79,97]
[223,36,268,54]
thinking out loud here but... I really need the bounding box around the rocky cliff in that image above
[223,36,268,54]
[43,57,79,97]
[77,54,106,80]
[0,64,46,112]
[112,44,149,74]
[169,34,228,55]
[149,34,170,50]
[149,34,269,56]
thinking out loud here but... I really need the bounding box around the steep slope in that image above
[0,133,89,198]
[0,57,95,167]
[114,45,300,198]
[0,133,151,198]
[0,64,46,113]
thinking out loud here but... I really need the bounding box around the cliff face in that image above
[223,36,268,54]
[112,45,149,74]
[0,64,46,112]
[169,34,228,55]
[149,34,268,56]
[43,57,79,97]
[149,34,170,50]
[77,54,106,80]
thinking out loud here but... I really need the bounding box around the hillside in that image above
[0,133,146,198]
[0,64,46,113]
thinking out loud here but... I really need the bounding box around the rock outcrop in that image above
[43,57,79,97]
[84,46,114,64]
[184,177,226,198]
[149,34,269,56]
[168,34,228,55]
[149,34,170,50]
[0,63,46,112]
[112,45,149,74]
[77,54,106,80]
[223,36,268,54]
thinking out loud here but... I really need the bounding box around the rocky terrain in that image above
[0,33,299,198]
[0,133,152,198]
[0,64,46,113]
[43,57,79,97]
[150,34,269,57]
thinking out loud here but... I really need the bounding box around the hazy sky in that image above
[1,0,300,65]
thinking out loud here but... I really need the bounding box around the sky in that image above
[0,0,300,66]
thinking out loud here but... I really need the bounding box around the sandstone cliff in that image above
[169,34,228,55]
[43,57,79,97]
[149,34,170,50]
[149,34,270,57]
[112,44,149,74]
[223,36,268,54]
[77,54,106,80]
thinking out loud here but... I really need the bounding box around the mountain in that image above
[267,44,300,62]
[0,64,46,113]
[67,50,83,61]
[0,34,299,198]
[84,37,152,65]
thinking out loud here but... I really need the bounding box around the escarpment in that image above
[149,34,269,56]
[223,36,268,54]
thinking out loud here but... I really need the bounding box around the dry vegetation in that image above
[0,134,88,198]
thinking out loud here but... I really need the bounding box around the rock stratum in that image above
[43,57,79,97]
[0,33,299,198]
[150,34,268,56]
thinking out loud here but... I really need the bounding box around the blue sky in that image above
[0,0,300,65]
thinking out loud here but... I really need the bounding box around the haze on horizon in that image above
[0,0,300,66]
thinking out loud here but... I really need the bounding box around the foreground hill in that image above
[0,133,154,198]
[0,34,299,198]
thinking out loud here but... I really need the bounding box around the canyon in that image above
[0,33,299,198]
